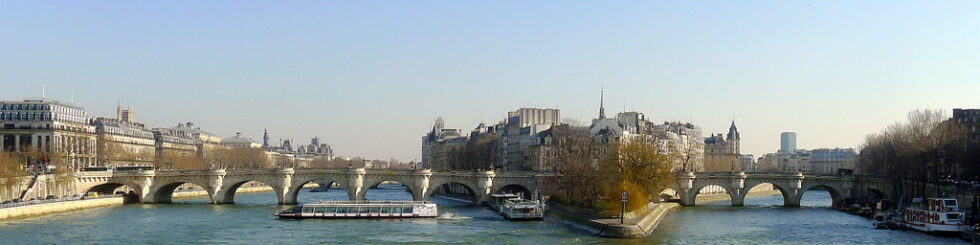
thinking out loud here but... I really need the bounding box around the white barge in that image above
[499,198,545,221]
[275,201,438,219]
[900,198,969,234]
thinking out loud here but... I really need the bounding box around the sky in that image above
[1,1,978,161]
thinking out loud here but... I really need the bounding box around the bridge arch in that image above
[687,183,738,206]
[286,177,350,204]
[738,181,795,207]
[493,184,533,199]
[147,180,213,204]
[425,180,483,205]
[82,182,143,203]
[657,187,683,203]
[358,179,418,201]
[797,183,846,208]
[215,179,279,205]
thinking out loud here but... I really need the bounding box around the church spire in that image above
[598,86,606,119]
[262,129,270,148]
[728,120,739,140]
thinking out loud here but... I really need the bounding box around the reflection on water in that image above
[0,186,963,244]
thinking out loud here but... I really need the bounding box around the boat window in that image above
[945,200,957,206]
[314,207,325,214]
[947,213,961,220]
[403,207,413,213]
[369,207,381,213]
[336,207,347,214]
[302,207,314,213]
[392,207,402,213]
[325,207,337,213]
[381,207,391,213]
[359,207,369,214]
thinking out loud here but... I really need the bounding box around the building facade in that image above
[151,127,198,158]
[0,99,97,170]
[808,148,858,175]
[504,108,561,171]
[953,108,980,147]
[703,121,741,172]
[91,116,156,167]
[421,117,468,171]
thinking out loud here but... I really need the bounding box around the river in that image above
[0,184,963,244]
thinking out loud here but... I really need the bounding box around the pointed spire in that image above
[728,120,739,140]
[262,128,270,148]
[599,86,606,119]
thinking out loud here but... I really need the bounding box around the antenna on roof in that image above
[42,84,45,99]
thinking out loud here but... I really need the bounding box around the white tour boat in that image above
[499,198,545,221]
[900,198,969,234]
[275,201,438,219]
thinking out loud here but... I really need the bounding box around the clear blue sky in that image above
[2,1,978,161]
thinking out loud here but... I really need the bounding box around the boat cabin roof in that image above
[304,200,433,206]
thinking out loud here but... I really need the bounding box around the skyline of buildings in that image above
[3,95,972,175]
[0,98,336,169]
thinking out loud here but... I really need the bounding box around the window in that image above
[336,207,348,214]
[358,207,369,214]
[325,207,337,213]
[381,207,390,213]
[369,207,381,213]
[392,207,402,213]
[403,207,413,213]
[947,213,961,220]
[302,207,314,213]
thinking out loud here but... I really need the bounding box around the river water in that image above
[0,184,963,244]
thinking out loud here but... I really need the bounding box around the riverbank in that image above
[0,197,124,221]
[546,189,782,239]
[549,201,680,238]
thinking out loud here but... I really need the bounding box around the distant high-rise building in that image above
[780,132,797,153]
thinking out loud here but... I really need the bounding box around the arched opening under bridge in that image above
[218,180,277,205]
[361,180,415,201]
[83,183,141,204]
[428,182,480,205]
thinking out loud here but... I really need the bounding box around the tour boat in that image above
[900,198,969,234]
[499,198,545,221]
[274,201,438,219]
[490,193,520,212]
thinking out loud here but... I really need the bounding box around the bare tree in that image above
[860,109,967,198]
[0,151,24,200]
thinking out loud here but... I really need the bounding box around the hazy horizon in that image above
[2,1,978,161]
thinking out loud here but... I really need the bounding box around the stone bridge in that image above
[662,172,891,207]
[74,168,546,205]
